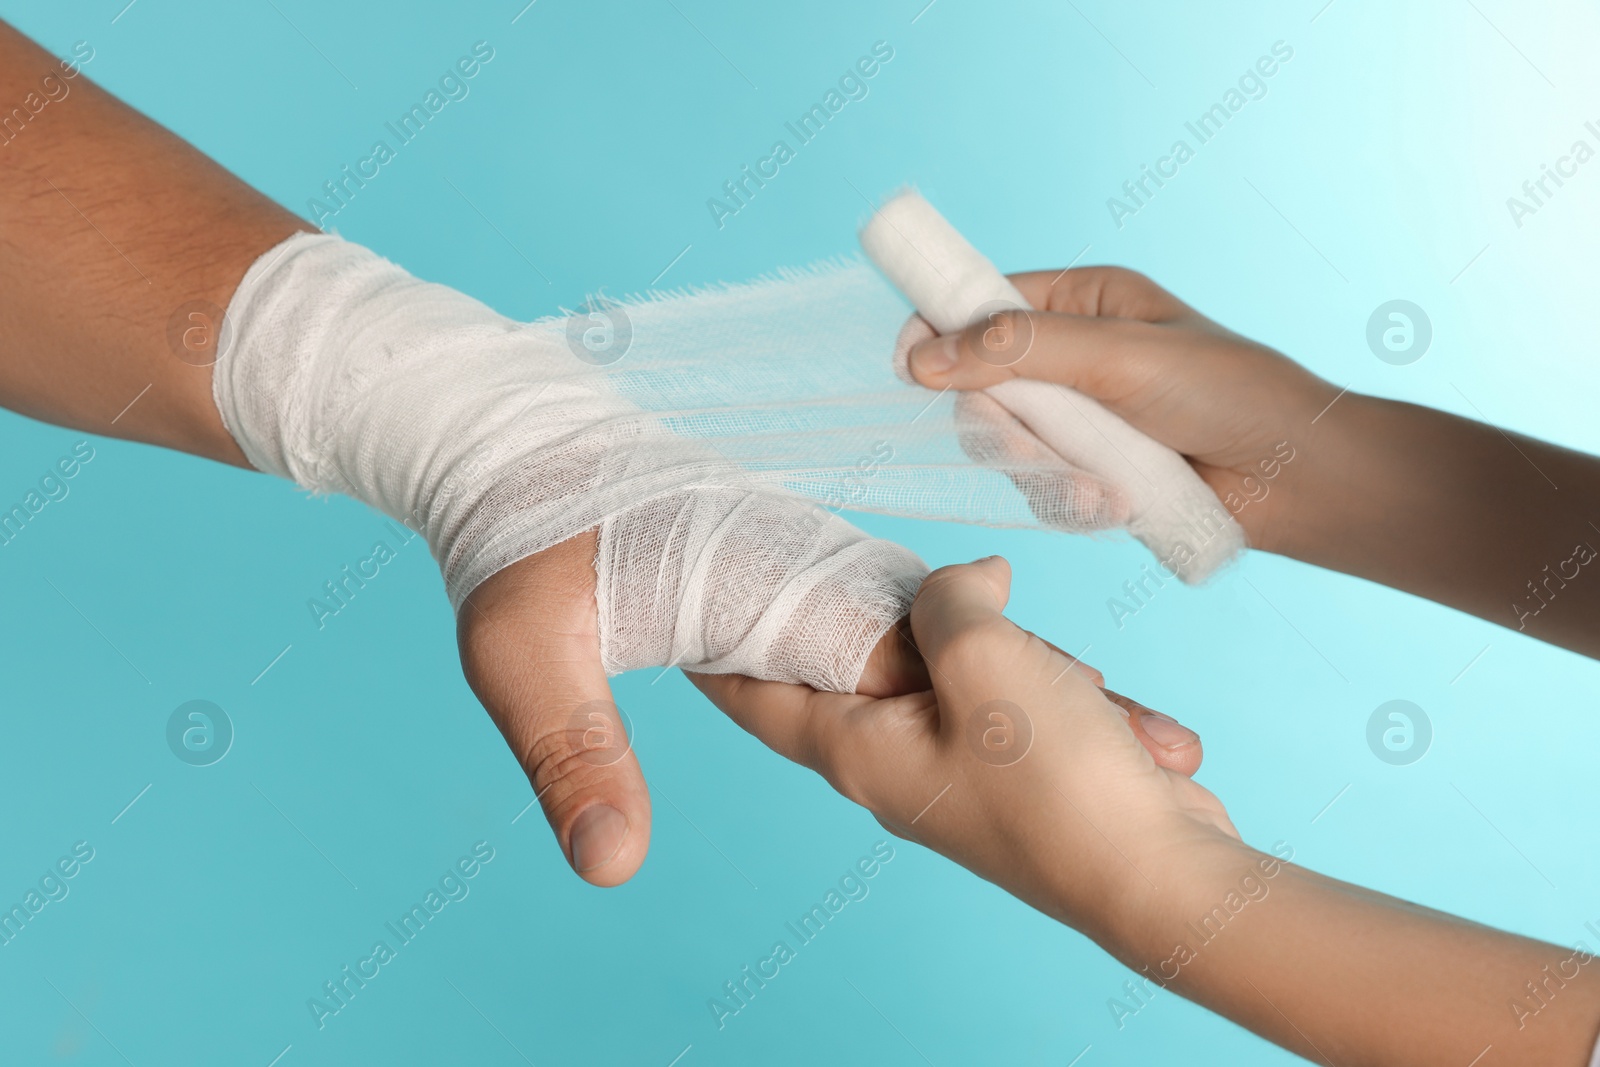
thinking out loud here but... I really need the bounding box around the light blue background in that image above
[3,1,1599,1064]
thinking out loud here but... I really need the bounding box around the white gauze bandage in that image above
[861,191,1245,582]
[213,233,928,692]
[215,199,1233,694]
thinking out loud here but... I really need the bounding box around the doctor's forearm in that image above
[1275,392,1600,657]
[1105,838,1600,1066]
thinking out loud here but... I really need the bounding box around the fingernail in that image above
[1140,710,1199,750]
[910,334,959,376]
[570,804,629,872]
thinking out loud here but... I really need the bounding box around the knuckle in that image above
[1049,266,1112,311]
[1104,265,1153,287]
[1085,266,1156,318]
[517,720,613,806]
[919,562,968,590]
[930,617,1019,678]
[909,566,966,622]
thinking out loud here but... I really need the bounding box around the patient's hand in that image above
[690,556,1231,938]
[458,542,1205,888]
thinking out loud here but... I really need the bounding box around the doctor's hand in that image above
[904,267,1600,659]
[903,268,1336,557]
[694,558,1600,1067]
[690,556,1232,937]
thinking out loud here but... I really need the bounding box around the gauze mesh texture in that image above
[212,233,1134,691]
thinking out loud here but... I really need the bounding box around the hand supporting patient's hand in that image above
[906,268,1338,556]
[692,557,1234,941]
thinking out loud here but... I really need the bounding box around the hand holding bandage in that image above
[861,191,1246,582]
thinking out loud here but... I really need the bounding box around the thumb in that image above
[905,308,1164,402]
[910,558,1207,777]
[457,532,651,887]
[907,555,1019,684]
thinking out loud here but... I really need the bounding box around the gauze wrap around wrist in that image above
[213,232,926,691]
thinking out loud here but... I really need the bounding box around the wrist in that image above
[1251,389,1396,562]
[1089,829,1290,969]
[215,231,927,691]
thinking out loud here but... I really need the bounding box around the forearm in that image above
[1108,837,1600,1065]
[0,21,307,464]
[1270,392,1600,656]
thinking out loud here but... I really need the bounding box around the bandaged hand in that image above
[215,233,943,884]
[903,267,1338,559]
[213,234,1210,887]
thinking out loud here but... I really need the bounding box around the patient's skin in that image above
[0,22,1202,889]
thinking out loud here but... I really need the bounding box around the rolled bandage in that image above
[860,191,1244,581]
[214,233,926,692]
